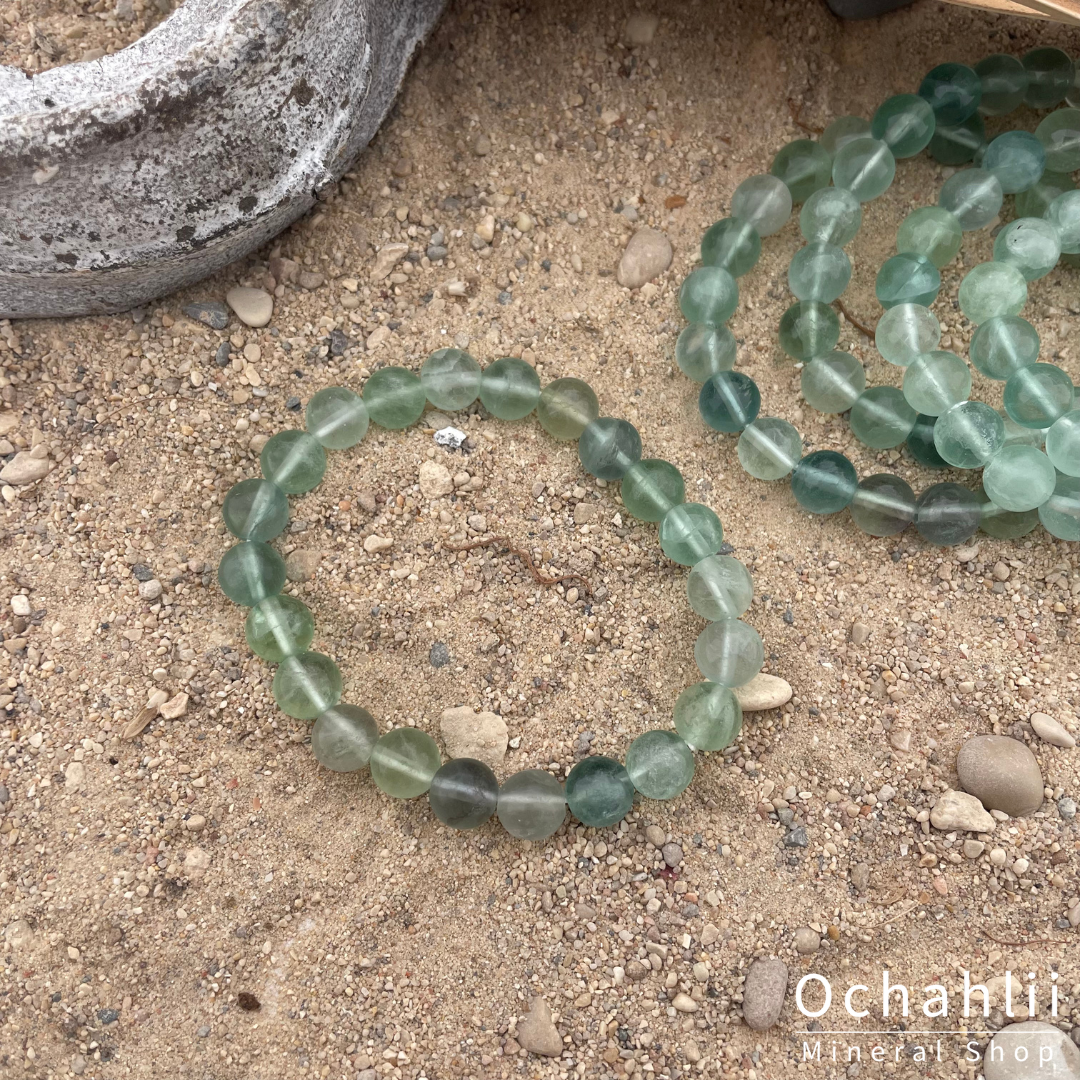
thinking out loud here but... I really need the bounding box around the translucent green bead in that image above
[620,459,685,521]
[675,324,736,382]
[871,94,936,158]
[906,413,948,469]
[363,366,426,429]
[305,386,369,449]
[222,478,289,542]
[497,769,565,840]
[311,705,378,772]
[849,474,916,536]
[1004,363,1075,428]
[674,682,742,752]
[658,503,724,566]
[687,554,753,621]
[369,728,441,799]
[800,352,865,413]
[821,115,871,155]
[679,267,738,326]
[977,487,1039,540]
[428,758,499,829]
[875,303,940,367]
[1016,170,1075,218]
[958,262,1027,324]
[578,417,642,480]
[1001,408,1047,449]
[919,62,981,124]
[933,401,1005,468]
[625,730,694,801]
[982,445,1057,513]
[927,115,986,165]
[1046,411,1080,476]
[832,136,895,202]
[902,351,971,417]
[273,651,342,721]
[245,593,314,662]
[875,253,940,309]
[1070,63,1080,109]
[1035,108,1080,173]
[1023,47,1073,109]
[976,53,1029,115]
[1045,190,1080,255]
[770,139,832,203]
[260,429,326,495]
[993,218,1061,282]
[1039,473,1080,541]
[788,242,851,302]
[565,756,635,828]
[730,174,792,237]
[701,217,761,277]
[218,541,286,607]
[737,418,802,480]
[479,357,540,420]
[420,348,481,411]
[982,131,1045,195]
[897,207,963,269]
[699,371,760,433]
[537,377,599,440]
[778,301,840,361]
[849,387,917,449]
[915,483,980,546]
[791,450,857,514]
[799,187,862,246]
[694,619,764,687]
[970,316,1040,380]
[939,168,1002,231]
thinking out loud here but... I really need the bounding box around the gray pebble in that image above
[429,642,450,668]
[97,1007,119,1024]
[197,1024,211,1038]
[957,735,1044,816]
[783,826,808,848]
[138,579,163,601]
[329,329,351,356]
[1059,797,1077,821]
[131,564,155,582]
[426,245,448,261]
[0,784,9,804]
[794,927,820,954]
[742,958,788,1031]
[661,842,683,867]
[182,301,229,330]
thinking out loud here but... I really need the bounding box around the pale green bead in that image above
[970,316,1040,380]
[976,53,1029,115]
[1004,363,1075,428]
[958,262,1027,324]
[982,131,1045,194]
[902,351,971,417]
[621,459,685,522]
[896,207,962,268]
[497,769,566,840]
[273,651,342,720]
[778,301,840,360]
[849,387,916,449]
[625,731,694,801]
[978,487,1040,540]
[871,94,936,158]
[687,555,753,621]
[311,705,378,772]
[217,541,285,607]
[730,174,792,237]
[537,378,599,440]
[799,187,862,246]
[933,401,1005,468]
[420,348,481,410]
[993,218,1061,282]
[770,139,832,203]
[363,366,426,429]
[1000,408,1047,450]
[1023,47,1073,109]
[701,217,761,277]
[305,386,369,449]
[369,728,441,798]
[939,168,1002,231]
[694,619,764,687]
[1035,108,1080,173]
[260,429,326,494]
[875,303,940,367]
[479,357,540,420]
[679,267,738,326]
[658,503,724,566]
[875,253,940,309]
[675,324,737,382]
[674,682,742,752]
[800,352,865,413]
[1039,473,1080,541]
[736,418,802,480]
[1017,170,1074,218]
[578,417,642,480]
[245,593,314,662]
[982,445,1057,512]
[821,115,871,155]
[1046,411,1080,476]
[222,478,289,542]
[788,242,851,302]
[849,474,916,536]
[832,137,895,202]
[1045,190,1080,255]
[928,115,986,165]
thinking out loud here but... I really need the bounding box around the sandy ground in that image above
[2,0,1080,1077]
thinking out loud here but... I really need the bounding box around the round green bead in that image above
[621,459,685,522]
[245,593,314,662]
[821,115,871,155]
[497,769,565,840]
[982,445,1057,513]
[799,187,863,246]
[915,483,981,546]
[1039,473,1080,541]
[976,53,1029,115]
[701,217,761,277]
[676,324,737,382]
[993,218,1061,282]
[1035,108,1080,173]
[1003,363,1075,429]
[939,168,1002,231]
[778,301,840,361]
[625,730,694,801]
[420,348,482,410]
[260,429,326,495]
[537,377,599,440]
[479,357,540,420]
[791,450,858,514]
[730,174,792,237]
[970,316,1040,380]
[679,267,738,326]
[1016,170,1075,218]
[933,401,1004,468]
[906,413,948,469]
[1045,190,1080,255]
[1069,63,1080,109]
[578,417,642,480]
[902,351,971,417]
[222,478,289,542]
[369,728,441,799]
[875,253,940,309]
[1046,411,1080,476]
[1023,47,1073,109]
[896,207,963,269]
[788,242,851,303]
[770,139,832,203]
[699,371,760,433]
[849,473,916,536]
[311,705,378,772]
[674,682,742,752]
[927,115,986,165]
[977,487,1040,540]
[982,131,1045,195]
[958,262,1027,324]
[694,618,764,687]
[919,62,981,124]
[800,352,865,413]
[832,136,895,202]
[273,651,342,720]
[1001,408,1047,450]
[428,758,498,829]
[849,387,917,449]
[565,756,635,828]
[363,366,426,429]
[871,93,935,158]
[687,554,753,621]
[658,503,724,566]
[218,541,286,607]
[875,303,940,367]
[305,386,369,449]
[737,418,802,480]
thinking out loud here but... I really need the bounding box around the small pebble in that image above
[794,927,820,954]
[616,228,672,289]
[182,301,229,330]
[1030,712,1076,749]
[930,789,995,833]
[742,958,788,1031]
[429,642,451,668]
[734,673,793,712]
[225,287,273,328]
[645,825,666,847]
[516,997,561,1057]
[661,842,683,867]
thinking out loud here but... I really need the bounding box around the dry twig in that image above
[788,98,824,136]
[444,536,591,593]
[836,299,877,339]
[982,928,1069,948]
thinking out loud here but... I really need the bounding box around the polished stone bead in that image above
[273,651,342,720]
[737,418,802,480]
[905,413,948,468]
[799,186,862,246]
[933,401,1005,468]
[620,459,685,521]
[578,417,642,480]
[1045,190,1080,255]
[565,756,635,828]
[1070,63,1080,109]
[675,324,737,382]
[311,704,378,772]
[674,682,742,752]
[497,769,565,840]
[849,387,917,449]
[902,351,971,417]
[875,253,940,309]
[730,174,792,237]
[679,267,738,326]
[1023,47,1073,109]
[791,450,858,514]
[369,728,441,799]
[1016,170,1075,218]
[699,371,760,433]
[970,316,1040,380]
[1001,408,1047,449]
[1046,411,1080,476]
[976,53,1029,115]
[958,262,1027,324]
[687,554,753,621]
[938,168,1002,231]
[659,503,724,566]
[871,93,936,157]
[771,138,833,202]
[479,357,541,420]
[222,478,289,542]
[778,301,840,361]
[1039,473,1080,540]
[915,483,981,546]
[982,131,1046,194]
[537,377,599,440]
[919,62,981,123]
[701,217,761,277]
[982,445,1057,512]
[363,366,426,429]
[927,114,986,165]
[625,730,695,801]
[821,115,871,155]
[218,541,285,607]
[1004,363,1075,428]
[420,348,482,411]
[993,217,1061,281]
[875,303,940,367]
[977,487,1040,539]
[850,473,916,536]
[428,758,499,829]
[800,352,865,413]
[832,136,895,202]
[694,618,764,687]
[260,429,326,495]
[896,207,963,268]
[788,242,851,302]
[1035,108,1080,173]
[245,593,315,662]
[305,386,369,449]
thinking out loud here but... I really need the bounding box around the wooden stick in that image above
[982,928,1070,947]
[836,299,877,339]
[444,536,592,594]
[788,98,824,136]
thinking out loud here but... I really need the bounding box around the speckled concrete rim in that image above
[0,0,445,320]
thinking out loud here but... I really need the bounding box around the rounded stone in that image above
[578,417,642,480]
[958,262,1027,324]
[975,53,1029,115]
[957,734,1044,816]
[699,371,760,433]
[625,730,695,801]
[678,266,739,326]
[245,593,315,662]
[420,348,482,411]
[737,418,802,480]
[497,769,566,840]
[1044,190,1080,255]
[1036,107,1080,173]
[363,366,426,429]
[896,206,963,268]
[831,136,895,202]
[674,681,742,751]
[565,756,635,828]
[905,413,949,469]
[700,217,761,277]
[919,62,981,124]
[1023,46,1073,109]
[1040,473,1080,540]
[934,401,1005,468]
[730,174,792,237]
[428,758,499,829]
[799,186,862,247]
[791,450,858,514]
[621,459,685,522]
[849,474,916,536]
[938,168,1003,231]
[982,131,1046,194]
[982,445,1056,513]
[260,429,326,495]
[273,651,342,720]
[734,673,794,712]
[875,252,940,309]
[369,728,442,799]
[617,227,673,288]
[778,301,840,361]
[820,115,870,155]
[694,619,764,687]
[479,357,541,420]
[1046,410,1080,475]
[970,316,1040,380]
[849,387,917,449]
[305,386,369,449]
[1004,363,1075,428]
[984,1022,1080,1080]
[977,487,1040,540]
[675,324,737,382]
[311,705,379,772]
[537,377,599,441]
[742,958,789,1032]
[914,482,981,546]
[875,303,940,367]
[788,242,851,302]
[658,503,724,566]
[770,138,833,203]
[871,93,936,157]
[687,554,753,621]
[902,351,971,416]
[927,115,986,165]
[222,478,289,542]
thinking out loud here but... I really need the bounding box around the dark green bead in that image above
[676,324,737,382]
[871,94,936,158]
[311,705,378,772]
[217,541,286,607]
[428,758,499,829]
[565,756,635,828]
[363,366,426,429]
[698,371,760,433]
[976,486,1040,540]
[849,474,916,536]
[620,459,685,522]
[976,53,1029,115]
[245,593,315,662]
[875,253,940,309]
[849,387,917,449]
[905,414,948,469]
[222,478,289,542]
[658,503,724,566]
[578,417,642,480]
[778,301,840,361]
[420,348,481,411]
[369,728,441,798]
[914,483,980,546]
[791,450,857,514]
[673,682,742,751]
[927,114,986,165]
[701,217,761,277]
[770,138,833,203]
[273,651,342,720]
[919,62,981,124]
[497,769,566,840]
[679,267,738,326]
[260,429,326,494]
[537,378,599,440]
[1023,47,1073,109]
[625,730,694,801]
[479,357,541,420]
